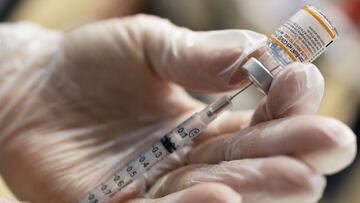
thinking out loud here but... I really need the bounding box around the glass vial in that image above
[258,5,339,72]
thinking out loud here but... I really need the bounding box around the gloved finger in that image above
[128,183,242,203]
[193,110,253,144]
[188,115,356,175]
[132,14,267,92]
[251,63,324,125]
[0,197,21,203]
[148,156,325,203]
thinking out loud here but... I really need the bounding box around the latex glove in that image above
[0,15,356,203]
[0,197,20,203]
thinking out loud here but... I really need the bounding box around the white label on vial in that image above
[270,6,336,63]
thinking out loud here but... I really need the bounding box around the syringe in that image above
[79,5,338,203]
[78,58,273,203]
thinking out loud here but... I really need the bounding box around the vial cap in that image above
[242,57,273,94]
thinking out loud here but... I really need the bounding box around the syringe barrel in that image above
[198,95,232,124]
[78,107,216,203]
[158,96,232,153]
[78,141,169,203]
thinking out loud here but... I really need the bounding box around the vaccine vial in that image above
[247,5,339,93]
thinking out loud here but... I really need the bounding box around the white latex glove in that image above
[0,15,356,203]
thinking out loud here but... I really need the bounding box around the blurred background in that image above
[0,0,359,202]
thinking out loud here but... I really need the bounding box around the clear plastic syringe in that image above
[79,5,338,203]
[78,58,272,203]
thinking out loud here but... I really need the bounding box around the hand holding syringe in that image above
[79,5,339,203]
[79,58,272,203]
[1,3,358,203]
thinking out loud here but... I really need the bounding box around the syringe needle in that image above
[230,82,253,100]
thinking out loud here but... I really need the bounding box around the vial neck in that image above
[255,45,286,75]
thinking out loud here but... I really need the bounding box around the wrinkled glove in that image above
[0,15,356,203]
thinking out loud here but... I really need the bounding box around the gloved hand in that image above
[0,15,356,203]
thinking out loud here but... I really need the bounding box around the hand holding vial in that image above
[0,6,356,203]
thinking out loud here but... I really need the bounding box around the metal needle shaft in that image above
[230,82,253,100]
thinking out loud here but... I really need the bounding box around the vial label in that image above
[269,5,337,63]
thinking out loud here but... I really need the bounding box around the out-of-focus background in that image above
[0,0,359,202]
